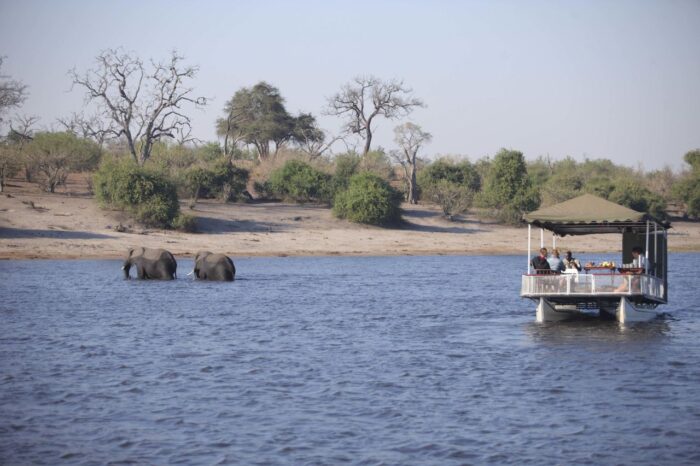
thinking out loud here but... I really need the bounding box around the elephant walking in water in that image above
[122,247,177,280]
[193,251,236,281]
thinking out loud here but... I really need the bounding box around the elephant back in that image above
[142,248,175,261]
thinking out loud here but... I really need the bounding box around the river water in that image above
[1,254,699,465]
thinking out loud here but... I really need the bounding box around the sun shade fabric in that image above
[522,194,668,235]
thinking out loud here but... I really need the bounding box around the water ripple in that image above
[0,254,699,464]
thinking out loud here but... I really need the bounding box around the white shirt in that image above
[633,254,647,269]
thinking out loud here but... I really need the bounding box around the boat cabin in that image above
[520,194,670,323]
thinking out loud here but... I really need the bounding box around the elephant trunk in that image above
[122,260,131,279]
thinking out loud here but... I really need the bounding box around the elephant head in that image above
[122,247,177,280]
[193,251,235,281]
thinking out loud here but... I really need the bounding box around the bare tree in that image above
[391,122,431,204]
[69,49,206,165]
[326,76,424,157]
[8,115,39,182]
[0,57,28,126]
[298,129,343,159]
[57,112,113,147]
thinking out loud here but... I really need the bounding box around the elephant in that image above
[122,247,177,280]
[193,251,236,281]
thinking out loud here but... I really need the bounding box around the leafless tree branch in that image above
[69,48,205,164]
[325,75,424,156]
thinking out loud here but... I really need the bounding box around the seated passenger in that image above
[547,248,565,273]
[563,250,581,272]
[631,246,651,273]
[531,248,551,274]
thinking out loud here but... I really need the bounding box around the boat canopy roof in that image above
[522,194,670,236]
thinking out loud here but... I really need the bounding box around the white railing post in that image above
[527,224,531,274]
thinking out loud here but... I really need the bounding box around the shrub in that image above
[418,158,481,192]
[26,132,101,193]
[183,158,249,202]
[423,179,473,219]
[93,157,180,228]
[360,149,394,180]
[267,159,331,202]
[330,153,361,196]
[333,172,402,225]
[172,213,198,232]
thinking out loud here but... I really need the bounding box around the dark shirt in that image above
[531,255,551,273]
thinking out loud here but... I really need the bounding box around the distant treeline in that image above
[1,50,698,228]
[1,132,698,229]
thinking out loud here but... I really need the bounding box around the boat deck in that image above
[521,272,666,305]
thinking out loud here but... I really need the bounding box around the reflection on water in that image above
[0,254,699,465]
[525,317,671,346]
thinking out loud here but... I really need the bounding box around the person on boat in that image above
[531,248,551,274]
[631,246,648,271]
[615,247,651,292]
[563,250,581,271]
[547,248,565,273]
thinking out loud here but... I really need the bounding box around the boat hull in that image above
[535,297,659,323]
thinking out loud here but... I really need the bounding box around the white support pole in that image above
[528,224,532,274]
[553,234,557,250]
[654,222,658,274]
[540,229,544,249]
[645,220,650,275]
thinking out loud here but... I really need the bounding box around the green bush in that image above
[183,158,249,202]
[418,159,481,192]
[172,213,198,232]
[93,157,181,228]
[330,153,361,197]
[333,172,402,225]
[423,179,474,219]
[267,159,331,202]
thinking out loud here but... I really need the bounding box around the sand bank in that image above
[1,177,699,260]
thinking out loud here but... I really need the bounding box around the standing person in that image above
[531,248,551,274]
[563,250,581,271]
[547,248,565,273]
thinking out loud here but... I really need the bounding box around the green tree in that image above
[27,132,101,193]
[684,149,700,173]
[609,180,666,220]
[217,82,321,160]
[671,149,700,218]
[482,149,540,222]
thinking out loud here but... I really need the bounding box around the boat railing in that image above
[520,272,665,301]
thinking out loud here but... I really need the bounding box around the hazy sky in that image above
[1,0,698,170]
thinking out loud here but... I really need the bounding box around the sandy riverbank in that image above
[1,176,699,260]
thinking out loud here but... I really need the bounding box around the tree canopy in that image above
[217,82,323,161]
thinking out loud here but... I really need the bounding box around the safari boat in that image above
[520,194,670,323]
